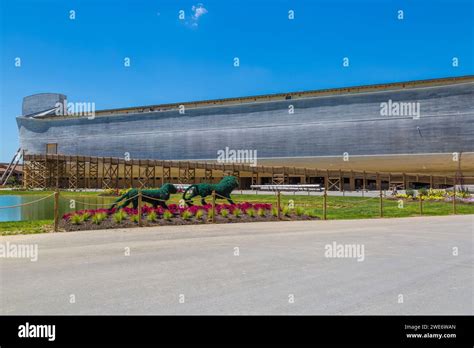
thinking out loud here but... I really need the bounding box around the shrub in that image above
[70,214,83,225]
[182,210,193,220]
[130,214,139,223]
[427,189,447,200]
[147,211,158,222]
[163,210,173,220]
[282,207,290,217]
[305,209,318,218]
[246,208,256,217]
[103,188,116,196]
[271,207,278,217]
[418,187,428,196]
[232,208,242,218]
[113,210,127,224]
[220,209,229,218]
[81,212,91,221]
[257,208,265,217]
[405,188,415,198]
[295,206,305,216]
[92,212,106,225]
[456,189,471,199]
[195,209,204,220]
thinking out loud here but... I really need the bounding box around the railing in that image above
[251,184,323,192]
[0,147,22,186]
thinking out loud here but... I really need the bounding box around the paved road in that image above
[0,216,472,315]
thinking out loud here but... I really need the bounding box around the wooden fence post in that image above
[211,190,216,223]
[138,190,142,227]
[452,186,456,215]
[54,190,59,232]
[323,189,327,220]
[419,195,423,216]
[379,189,383,218]
[277,190,281,220]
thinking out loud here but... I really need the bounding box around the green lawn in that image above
[200,194,473,220]
[1,192,472,235]
[0,220,53,236]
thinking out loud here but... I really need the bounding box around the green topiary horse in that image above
[183,176,239,206]
[110,183,178,210]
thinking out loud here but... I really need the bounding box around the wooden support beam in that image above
[89,158,98,189]
[124,161,133,188]
[204,167,213,183]
[349,170,355,191]
[20,153,464,191]
[339,170,343,192]
[162,166,171,186]
[325,170,329,191]
[363,171,366,191]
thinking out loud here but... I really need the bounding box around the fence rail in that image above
[251,184,323,192]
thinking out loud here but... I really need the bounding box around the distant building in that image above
[0,163,23,185]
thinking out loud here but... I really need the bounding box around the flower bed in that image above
[391,189,472,203]
[98,188,130,197]
[60,202,320,231]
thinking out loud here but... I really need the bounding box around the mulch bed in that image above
[60,212,319,232]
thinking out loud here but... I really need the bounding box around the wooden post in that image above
[349,171,355,191]
[362,171,366,193]
[277,190,281,220]
[211,190,216,223]
[138,190,142,227]
[339,170,343,192]
[379,189,383,218]
[54,190,59,232]
[325,170,329,192]
[452,185,456,215]
[323,189,327,220]
[419,195,423,216]
[55,155,59,189]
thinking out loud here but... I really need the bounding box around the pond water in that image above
[0,195,116,222]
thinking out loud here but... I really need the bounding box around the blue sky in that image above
[0,0,472,161]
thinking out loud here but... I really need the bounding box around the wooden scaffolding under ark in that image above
[22,154,461,191]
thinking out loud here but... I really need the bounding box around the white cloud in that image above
[187,3,208,28]
[192,3,208,19]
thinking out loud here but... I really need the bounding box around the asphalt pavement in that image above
[0,215,472,315]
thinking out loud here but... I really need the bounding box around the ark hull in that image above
[17,80,474,175]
